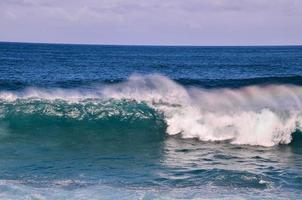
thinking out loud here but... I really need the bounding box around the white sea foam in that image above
[0,178,299,200]
[1,74,302,147]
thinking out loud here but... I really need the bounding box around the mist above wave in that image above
[1,74,302,147]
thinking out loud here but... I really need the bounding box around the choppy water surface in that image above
[0,42,302,199]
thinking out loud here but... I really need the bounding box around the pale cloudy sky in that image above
[0,0,301,45]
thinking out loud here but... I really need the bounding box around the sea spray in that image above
[1,74,302,146]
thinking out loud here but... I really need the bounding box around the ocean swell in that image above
[0,74,302,147]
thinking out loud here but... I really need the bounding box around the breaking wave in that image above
[1,74,302,147]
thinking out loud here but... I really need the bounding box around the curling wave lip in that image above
[0,74,302,147]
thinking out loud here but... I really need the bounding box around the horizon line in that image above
[1,40,302,47]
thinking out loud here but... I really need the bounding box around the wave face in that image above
[1,74,302,147]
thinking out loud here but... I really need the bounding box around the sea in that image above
[0,42,302,199]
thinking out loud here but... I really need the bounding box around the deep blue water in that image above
[0,42,302,199]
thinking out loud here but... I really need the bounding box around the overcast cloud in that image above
[0,0,301,45]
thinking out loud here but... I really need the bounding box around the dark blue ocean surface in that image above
[0,42,302,199]
[1,42,302,89]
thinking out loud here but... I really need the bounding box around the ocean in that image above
[0,42,302,199]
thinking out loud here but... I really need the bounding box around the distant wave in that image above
[2,75,302,90]
[1,74,302,147]
[177,75,302,88]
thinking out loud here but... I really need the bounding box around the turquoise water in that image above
[0,42,302,199]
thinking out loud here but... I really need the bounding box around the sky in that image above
[0,0,302,45]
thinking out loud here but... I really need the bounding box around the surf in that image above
[0,74,302,147]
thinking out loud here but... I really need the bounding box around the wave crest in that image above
[1,74,302,146]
